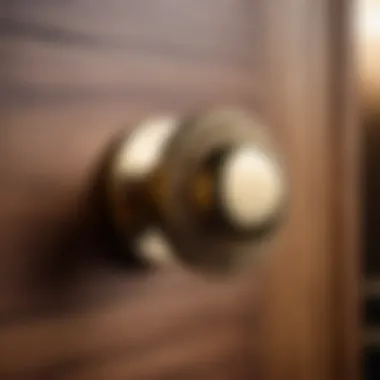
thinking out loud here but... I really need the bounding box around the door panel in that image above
[0,1,356,379]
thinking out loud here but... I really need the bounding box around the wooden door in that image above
[0,1,358,379]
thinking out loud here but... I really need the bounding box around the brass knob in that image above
[105,108,287,274]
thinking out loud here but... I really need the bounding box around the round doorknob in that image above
[105,108,287,274]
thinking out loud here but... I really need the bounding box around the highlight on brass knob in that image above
[105,108,287,274]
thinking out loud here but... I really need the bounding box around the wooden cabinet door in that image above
[0,1,358,379]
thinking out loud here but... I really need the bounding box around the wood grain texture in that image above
[0,1,358,380]
[0,278,254,379]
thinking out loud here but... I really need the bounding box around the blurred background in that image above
[359,0,380,378]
